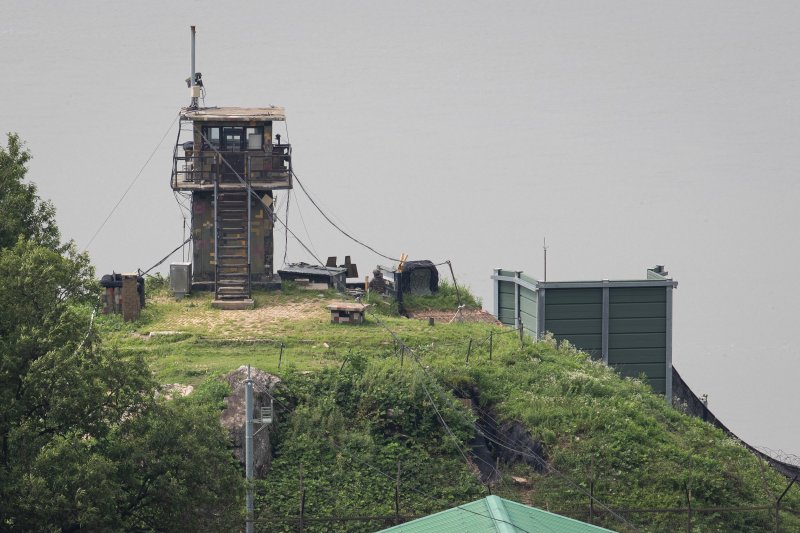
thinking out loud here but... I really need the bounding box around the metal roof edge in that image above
[492,272,677,290]
[502,498,620,532]
[485,495,517,533]
[538,280,678,289]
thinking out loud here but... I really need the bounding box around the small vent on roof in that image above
[647,265,669,279]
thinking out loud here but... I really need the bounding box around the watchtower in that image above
[171,27,292,307]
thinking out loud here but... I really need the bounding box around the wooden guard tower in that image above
[171,28,292,308]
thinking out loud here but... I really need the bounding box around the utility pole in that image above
[245,365,254,533]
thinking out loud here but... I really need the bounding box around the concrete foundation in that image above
[212,299,255,310]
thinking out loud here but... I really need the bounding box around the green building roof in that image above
[379,495,618,533]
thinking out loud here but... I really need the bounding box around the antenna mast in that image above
[543,237,548,282]
[189,26,200,109]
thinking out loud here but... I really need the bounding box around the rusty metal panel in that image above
[191,192,215,281]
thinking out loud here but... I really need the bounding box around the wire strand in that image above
[291,190,321,263]
[83,112,179,251]
[262,382,534,533]
[292,170,402,262]
[282,189,290,266]
[364,308,641,533]
[197,132,326,267]
[140,237,191,276]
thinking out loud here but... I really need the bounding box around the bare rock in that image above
[159,383,194,400]
[220,366,280,478]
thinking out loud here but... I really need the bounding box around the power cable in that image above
[76,295,101,353]
[197,132,325,266]
[292,191,320,263]
[290,169,459,271]
[172,191,191,262]
[261,384,534,533]
[292,170,402,262]
[365,308,641,533]
[140,237,191,276]
[425,344,640,532]
[363,313,525,500]
[83,112,180,251]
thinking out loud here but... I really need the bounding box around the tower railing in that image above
[171,144,292,189]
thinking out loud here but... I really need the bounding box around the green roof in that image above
[379,496,618,533]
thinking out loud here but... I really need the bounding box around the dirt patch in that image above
[156,300,328,336]
[407,309,501,325]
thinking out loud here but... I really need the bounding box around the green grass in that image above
[97,288,800,532]
[402,280,482,311]
[98,287,501,386]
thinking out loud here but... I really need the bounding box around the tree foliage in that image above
[0,133,60,249]
[0,136,244,531]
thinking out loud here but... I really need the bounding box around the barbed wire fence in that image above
[249,470,798,532]
[231,318,800,533]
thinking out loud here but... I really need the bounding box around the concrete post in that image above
[245,366,254,533]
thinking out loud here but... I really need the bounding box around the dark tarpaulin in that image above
[398,260,439,295]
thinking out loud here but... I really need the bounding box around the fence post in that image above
[278,342,284,368]
[466,338,472,364]
[400,345,404,367]
[776,473,798,533]
[395,460,401,525]
[686,484,692,533]
[489,330,493,360]
[519,321,524,349]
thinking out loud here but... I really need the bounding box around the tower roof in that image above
[180,106,286,122]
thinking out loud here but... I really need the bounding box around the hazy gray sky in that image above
[2,1,798,457]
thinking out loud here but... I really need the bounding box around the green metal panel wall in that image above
[608,287,667,394]
[519,286,537,336]
[495,274,537,336]
[497,281,516,325]
[493,270,672,398]
[543,288,603,359]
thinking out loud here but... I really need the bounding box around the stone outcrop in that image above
[220,366,280,478]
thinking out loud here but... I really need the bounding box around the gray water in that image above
[2,0,798,458]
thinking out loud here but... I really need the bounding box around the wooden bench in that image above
[327,302,367,324]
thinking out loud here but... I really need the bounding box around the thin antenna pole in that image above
[543,237,548,282]
[190,26,196,89]
[189,26,199,109]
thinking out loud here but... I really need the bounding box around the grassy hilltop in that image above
[99,282,800,532]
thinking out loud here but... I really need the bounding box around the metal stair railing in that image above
[213,177,219,300]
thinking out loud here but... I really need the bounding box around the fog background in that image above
[2,1,798,457]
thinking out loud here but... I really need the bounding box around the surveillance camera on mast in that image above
[170,26,293,309]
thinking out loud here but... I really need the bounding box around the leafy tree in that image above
[0,136,244,531]
[0,133,60,250]
[108,400,244,531]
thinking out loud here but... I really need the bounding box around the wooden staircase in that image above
[213,189,253,308]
